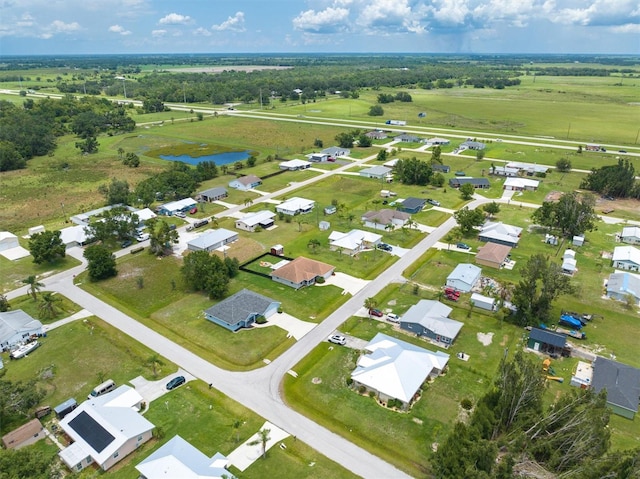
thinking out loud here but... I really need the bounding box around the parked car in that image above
[619,150,627,154]
[456,242,471,250]
[174,211,186,218]
[377,243,392,252]
[328,334,347,345]
[444,287,461,298]
[427,199,441,206]
[121,239,133,248]
[136,233,150,242]
[166,376,186,391]
[369,309,384,317]
[386,313,400,323]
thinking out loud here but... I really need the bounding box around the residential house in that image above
[235,211,276,232]
[505,162,549,176]
[365,130,387,140]
[431,164,451,173]
[157,198,197,216]
[59,386,154,472]
[279,159,311,171]
[503,177,540,191]
[612,245,640,271]
[490,165,520,177]
[136,435,234,479]
[351,333,449,409]
[204,289,280,332]
[446,263,481,292]
[59,225,93,248]
[395,133,422,143]
[308,153,330,162]
[620,226,640,245]
[359,165,393,181]
[187,229,238,252]
[134,208,157,225]
[228,175,262,191]
[527,328,567,356]
[197,187,228,203]
[427,137,450,145]
[448,177,491,189]
[397,197,427,214]
[2,419,45,450]
[0,310,43,351]
[276,197,315,216]
[361,209,410,231]
[479,221,523,247]
[321,146,350,158]
[270,256,335,290]
[475,242,511,269]
[400,300,463,346]
[606,272,640,305]
[591,357,640,419]
[460,140,486,150]
[470,293,496,311]
[0,231,19,251]
[329,229,382,255]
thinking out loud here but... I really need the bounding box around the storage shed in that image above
[470,293,496,311]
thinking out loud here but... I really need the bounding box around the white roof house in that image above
[136,435,234,479]
[446,263,482,292]
[275,197,315,216]
[621,226,640,245]
[279,159,311,170]
[563,249,576,260]
[235,210,276,232]
[59,385,154,472]
[612,245,640,271]
[351,333,449,407]
[361,209,410,231]
[503,177,540,191]
[187,229,238,253]
[607,272,640,305]
[479,222,523,247]
[158,198,197,216]
[562,258,577,274]
[399,300,463,346]
[134,208,157,223]
[59,225,92,248]
[0,310,43,350]
[329,229,382,255]
[505,162,549,174]
[359,165,393,180]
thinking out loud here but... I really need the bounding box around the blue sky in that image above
[1,0,638,55]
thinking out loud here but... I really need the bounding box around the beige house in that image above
[270,257,335,290]
[2,419,45,450]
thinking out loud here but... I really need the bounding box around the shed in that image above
[54,398,78,419]
[28,225,45,237]
[270,244,284,256]
[0,232,19,251]
[572,235,585,247]
[319,221,330,231]
[470,293,496,311]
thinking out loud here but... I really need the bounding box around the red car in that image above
[444,287,460,297]
[369,309,384,317]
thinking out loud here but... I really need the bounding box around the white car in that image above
[136,233,150,242]
[386,313,400,323]
[328,334,347,345]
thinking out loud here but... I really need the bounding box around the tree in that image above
[532,192,598,238]
[512,254,575,325]
[28,231,65,264]
[75,135,99,154]
[482,202,500,218]
[430,145,442,164]
[0,445,55,479]
[21,275,44,301]
[0,140,26,171]
[394,157,433,185]
[146,218,179,256]
[0,294,9,312]
[313,138,323,148]
[38,292,62,320]
[454,207,485,235]
[98,178,130,205]
[123,152,140,167]
[307,238,320,253]
[556,157,572,172]
[232,418,244,443]
[580,158,637,198]
[364,297,378,317]
[182,251,231,299]
[476,149,485,161]
[459,182,475,200]
[0,377,45,432]
[84,244,117,281]
[248,428,271,459]
[376,149,387,162]
[358,134,372,147]
[247,156,257,167]
[224,257,240,278]
[145,354,165,378]
[84,207,139,246]
[335,132,354,148]
[368,105,384,116]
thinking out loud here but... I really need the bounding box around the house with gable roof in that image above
[328,229,382,256]
[397,197,427,214]
[235,210,276,232]
[0,310,43,351]
[361,209,410,231]
[270,256,335,290]
[228,175,262,191]
[446,263,481,292]
[399,300,463,347]
[359,165,393,181]
[479,221,522,247]
[606,272,640,305]
[2,419,45,450]
[612,245,640,271]
[591,357,640,419]
[197,187,228,203]
[620,226,640,245]
[351,333,449,409]
[204,289,280,332]
[276,197,315,216]
[187,229,238,252]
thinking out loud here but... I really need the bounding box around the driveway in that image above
[253,312,316,340]
[319,272,369,295]
[227,421,290,472]
[129,369,196,405]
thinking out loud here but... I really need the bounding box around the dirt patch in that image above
[311,377,322,385]
[544,191,563,202]
[499,334,509,346]
[477,332,494,346]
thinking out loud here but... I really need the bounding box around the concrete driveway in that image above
[319,272,369,295]
[253,312,316,340]
[227,421,290,472]
[129,369,196,405]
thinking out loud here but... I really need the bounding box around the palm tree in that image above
[22,275,44,301]
[443,232,456,250]
[307,238,320,253]
[385,223,396,234]
[145,354,165,378]
[38,292,62,320]
[232,418,243,443]
[248,428,271,459]
[117,147,125,160]
[364,297,378,317]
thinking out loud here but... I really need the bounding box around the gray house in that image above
[187,229,238,252]
[0,310,43,351]
[591,357,640,419]
[606,272,640,305]
[527,328,567,356]
[197,187,228,203]
[446,263,481,292]
[204,289,280,332]
[448,177,490,189]
[397,197,426,214]
[461,140,486,150]
[399,300,463,347]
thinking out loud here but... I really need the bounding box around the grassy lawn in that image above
[8,293,83,324]
[0,255,81,294]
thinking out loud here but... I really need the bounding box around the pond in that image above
[159,150,251,166]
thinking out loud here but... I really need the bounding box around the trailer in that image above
[555,326,586,340]
[559,314,583,330]
[385,120,406,126]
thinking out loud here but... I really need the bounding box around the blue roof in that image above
[529,327,566,348]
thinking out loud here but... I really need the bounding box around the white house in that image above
[503,177,540,191]
[329,229,382,255]
[361,209,410,231]
[307,153,329,162]
[276,197,315,216]
[157,198,197,216]
[612,245,640,272]
[479,222,522,247]
[59,225,92,248]
[235,210,276,232]
[358,165,393,181]
[133,208,157,224]
[490,165,520,177]
[427,137,450,145]
[228,175,262,191]
[59,386,154,472]
[187,229,238,252]
[446,264,481,292]
[0,310,43,352]
[607,272,640,305]
[351,333,449,409]
[279,159,311,171]
[621,226,640,245]
[136,435,234,479]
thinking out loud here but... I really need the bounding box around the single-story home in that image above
[228,175,262,191]
[395,133,422,143]
[270,256,335,290]
[490,165,520,177]
[503,177,540,191]
[383,158,400,168]
[2,419,45,450]
[0,231,19,251]
[428,137,450,145]
[235,210,276,232]
[59,385,154,472]
[470,293,496,311]
[361,209,410,231]
[351,333,449,409]
[276,197,315,216]
[136,435,235,479]
[446,263,481,293]
[606,272,640,305]
[506,162,549,175]
[448,177,491,189]
[329,229,382,255]
[431,164,451,173]
[187,229,238,252]
[279,159,311,171]
[475,242,511,269]
[399,300,463,347]
[479,221,523,247]
[591,357,640,419]
[527,328,567,356]
[157,198,198,216]
[620,226,640,245]
[59,225,93,248]
[197,187,228,202]
[308,153,330,162]
[460,140,485,150]
[359,165,393,181]
[321,146,350,158]
[133,208,157,225]
[612,245,640,272]
[397,197,427,214]
[365,130,387,140]
[204,289,280,332]
[0,310,44,352]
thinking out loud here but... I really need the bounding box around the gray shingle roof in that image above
[592,357,640,413]
[204,289,276,326]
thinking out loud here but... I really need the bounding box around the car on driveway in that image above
[328,334,346,345]
[174,211,186,218]
[386,313,400,323]
[427,199,440,206]
[369,309,384,317]
[456,242,471,250]
[377,243,392,252]
[166,376,186,391]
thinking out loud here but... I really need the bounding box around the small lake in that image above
[159,150,251,166]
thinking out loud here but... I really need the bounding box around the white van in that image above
[88,379,116,399]
[386,313,400,323]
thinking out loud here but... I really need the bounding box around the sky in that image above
[0,0,639,56]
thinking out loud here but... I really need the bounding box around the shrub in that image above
[461,398,473,410]
[346,377,353,386]
[315,276,325,284]
[255,315,267,324]
[368,391,376,398]
[358,385,366,394]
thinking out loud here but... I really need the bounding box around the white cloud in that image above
[610,23,640,33]
[158,13,192,25]
[151,29,166,37]
[292,7,350,33]
[211,12,246,32]
[193,27,211,36]
[108,24,131,35]
[47,20,82,34]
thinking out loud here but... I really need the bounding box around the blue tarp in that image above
[560,314,582,329]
